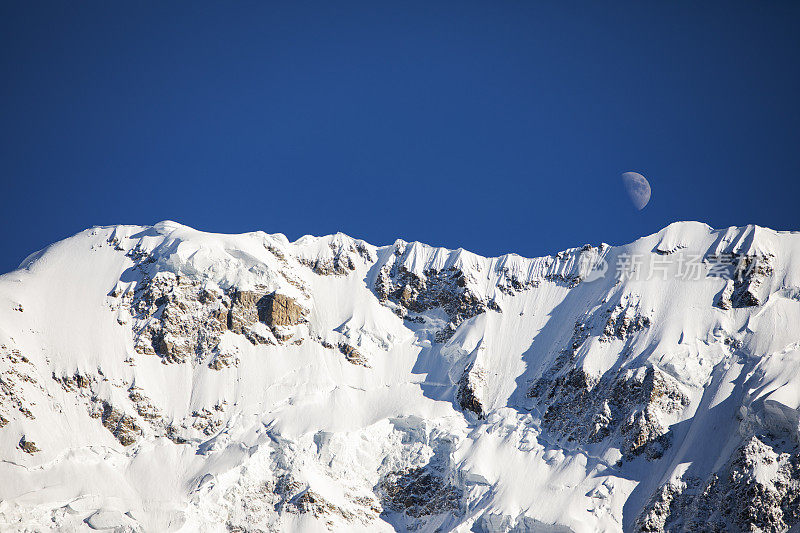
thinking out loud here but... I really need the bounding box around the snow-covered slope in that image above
[1,221,799,532]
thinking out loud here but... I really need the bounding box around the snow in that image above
[0,220,799,531]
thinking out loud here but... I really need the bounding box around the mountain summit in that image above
[1,221,799,532]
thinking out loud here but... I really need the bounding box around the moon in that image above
[621,171,651,210]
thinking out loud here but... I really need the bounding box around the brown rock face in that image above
[225,290,306,346]
[337,343,369,367]
[258,293,305,327]
[227,290,262,334]
[18,436,39,454]
[228,290,305,331]
[101,402,141,446]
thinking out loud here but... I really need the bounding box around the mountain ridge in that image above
[1,220,799,532]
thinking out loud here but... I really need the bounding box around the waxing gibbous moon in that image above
[621,171,651,210]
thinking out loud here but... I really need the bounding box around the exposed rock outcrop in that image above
[457,364,486,418]
[131,272,229,363]
[636,435,800,532]
[531,365,688,459]
[337,343,369,367]
[100,401,142,446]
[18,435,39,454]
[54,371,198,446]
[376,466,462,519]
[375,264,486,342]
[298,239,374,276]
[1,343,39,422]
[261,292,306,328]
[714,253,774,309]
[226,289,261,337]
[223,471,381,531]
[600,303,651,342]
[126,270,309,366]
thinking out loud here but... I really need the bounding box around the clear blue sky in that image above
[2,1,798,273]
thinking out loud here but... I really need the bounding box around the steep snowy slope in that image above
[0,221,799,532]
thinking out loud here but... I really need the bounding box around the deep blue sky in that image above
[2,1,799,273]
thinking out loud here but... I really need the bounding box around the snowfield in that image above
[1,221,799,532]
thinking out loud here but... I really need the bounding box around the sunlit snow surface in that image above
[0,221,799,532]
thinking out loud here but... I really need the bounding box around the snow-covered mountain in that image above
[1,220,799,532]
